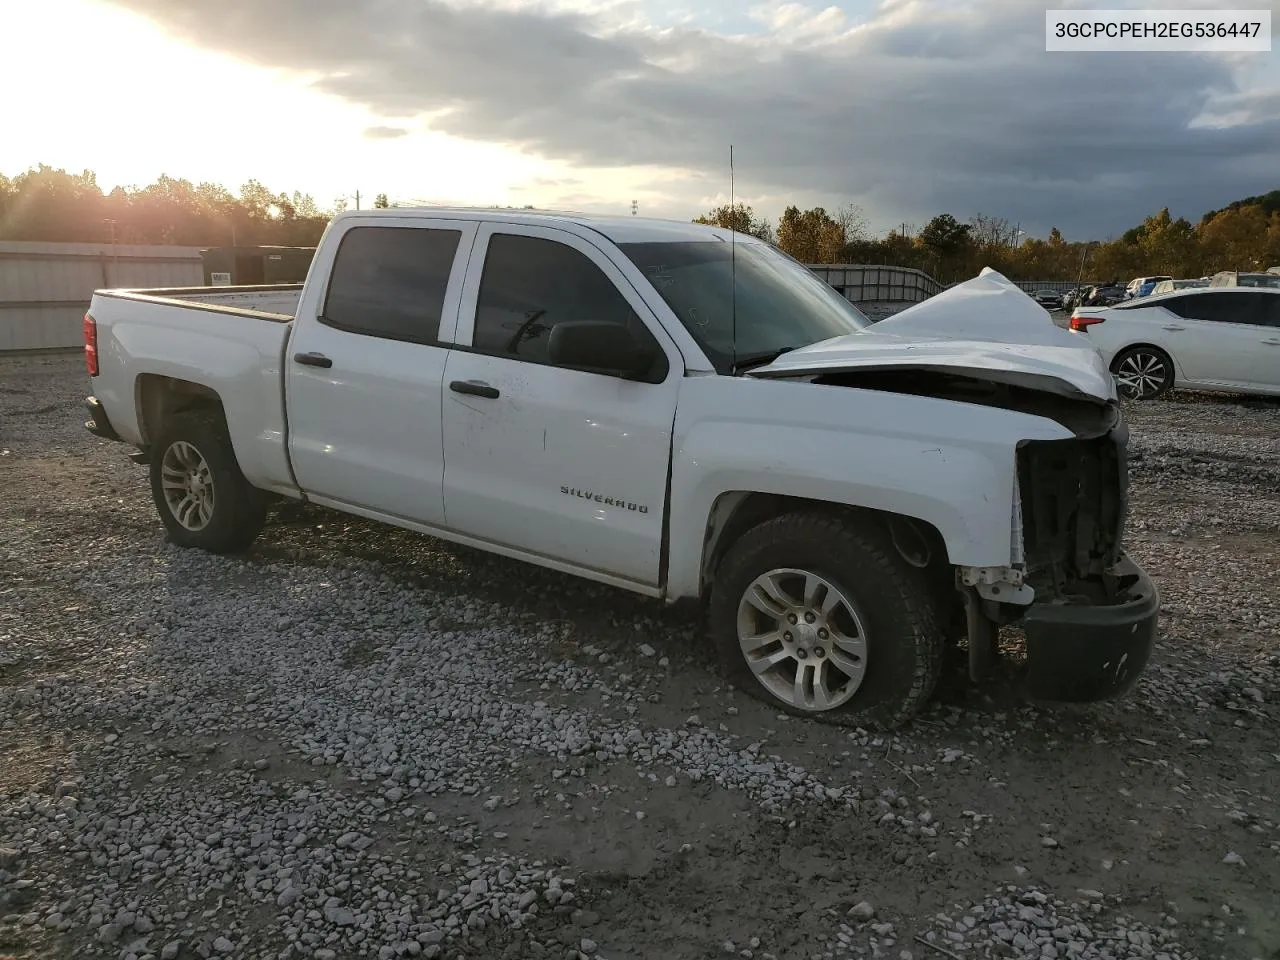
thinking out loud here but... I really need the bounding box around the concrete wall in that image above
[0,241,204,351]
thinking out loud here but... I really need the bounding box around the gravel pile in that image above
[914,886,1191,959]
[2,354,1278,960]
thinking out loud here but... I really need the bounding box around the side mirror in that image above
[546,321,658,379]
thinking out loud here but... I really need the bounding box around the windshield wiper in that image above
[731,346,796,375]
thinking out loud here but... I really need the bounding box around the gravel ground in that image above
[1,350,1277,960]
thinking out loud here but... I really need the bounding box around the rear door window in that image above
[1163,292,1266,326]
[1260,294,1280,328]
[322,226,462,344]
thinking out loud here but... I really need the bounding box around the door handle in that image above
[294,352,333,368]
[1263,338,1280,346]
[1161,324,1185,331]
[449,380,500,399]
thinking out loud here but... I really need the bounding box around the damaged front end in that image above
[760,367,1158,704]
[1011,412,1158,702]
[746,269,1159,703]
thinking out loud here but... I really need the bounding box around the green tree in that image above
[374,193,390,209]
[918,214,971,258]
[916,214,974,280]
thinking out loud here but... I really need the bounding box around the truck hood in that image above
[751,268,1116,403]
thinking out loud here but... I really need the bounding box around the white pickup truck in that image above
[82,208,1157,727]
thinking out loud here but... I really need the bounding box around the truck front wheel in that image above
[148,412,266,553]
[709,511,944,729]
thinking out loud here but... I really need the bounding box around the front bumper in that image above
[84,396,122,443]
[1022,552,1158,702]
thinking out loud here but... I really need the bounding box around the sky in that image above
[1,0,1278,238]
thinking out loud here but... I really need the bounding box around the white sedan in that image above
[1069,287,1280,399]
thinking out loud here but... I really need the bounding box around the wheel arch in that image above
[1109,342,1180,386]
[135,373,228,448]
[697,492,954,608]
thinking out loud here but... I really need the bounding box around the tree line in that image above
[696,192,1280,282]
[2,163,1277,282]
[0,165,343,248]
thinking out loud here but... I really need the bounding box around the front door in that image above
[286,218,477,526]
[439,224,682,588]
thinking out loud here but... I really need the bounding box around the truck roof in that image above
[332,206,746,245]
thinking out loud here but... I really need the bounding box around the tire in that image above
[708,511,944,729]
[148,411,266,553]
[1111,345,1174,400]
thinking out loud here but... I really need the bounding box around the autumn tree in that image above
[1136,208,1197,276]
[0,163,331,246]
[693,202,773,241]
[1266,212,1280,268]
[1088,240,1145,285]
[1197,204,1271,272]
[776,206,847,263]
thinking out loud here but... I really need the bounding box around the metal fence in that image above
[807,268,1101,302]
[807,264,943,304]
[0,241,204,351]
[1009,279,1098,294]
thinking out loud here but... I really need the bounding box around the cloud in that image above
[363,125,410,140]
[521,176,586,189]
[104,0,1280,236]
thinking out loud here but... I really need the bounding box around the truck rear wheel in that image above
[709,511,944,729]
[148,412,266,553]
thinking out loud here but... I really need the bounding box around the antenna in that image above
[729,144,737,373]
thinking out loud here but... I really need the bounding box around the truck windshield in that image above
[618,239,870,374]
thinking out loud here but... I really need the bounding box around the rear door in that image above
[1249,293,1280,391]
[1156,292,1261,387]
[286,217,478,525]
[438,223,683,589]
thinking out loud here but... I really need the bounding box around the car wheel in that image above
[1111,346,1174,400]
[708,511,944,729]
[149,411,267,553]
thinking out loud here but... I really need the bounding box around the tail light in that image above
[1070,315,1105,332]
[84,313,99,376]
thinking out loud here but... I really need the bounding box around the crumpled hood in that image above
[750,268,1116,402]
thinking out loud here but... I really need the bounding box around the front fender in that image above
[664,377,1075,600]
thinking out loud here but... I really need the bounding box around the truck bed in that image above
[94,283,303,320]
[86,283,300,496]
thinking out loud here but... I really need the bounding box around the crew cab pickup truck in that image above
[82,208,1157,727]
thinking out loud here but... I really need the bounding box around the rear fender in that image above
[91,299,293,491]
